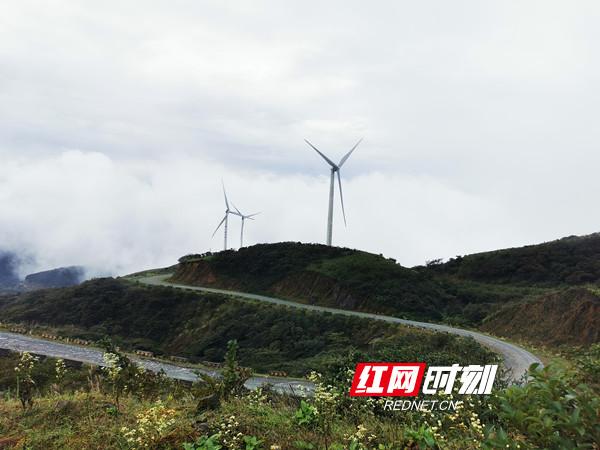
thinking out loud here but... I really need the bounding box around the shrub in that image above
[120,401,178,449]
[221,340,251,399]
[102,347,135,406]
[183,435,222,450]
[14,351,38,409]
[294,400,317,426]
[53,358,67,393]
[484,363,600,449]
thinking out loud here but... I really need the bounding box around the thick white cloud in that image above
[1,1,599,275]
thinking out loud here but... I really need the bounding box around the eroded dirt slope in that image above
[481,287,600,347]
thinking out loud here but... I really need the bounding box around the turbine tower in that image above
[305,138,362,246]
[212,182,236,251]
[231,204,260,248]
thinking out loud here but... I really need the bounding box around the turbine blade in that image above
[231,202,242,216]
[212,215,227,237]
[222,181,230,209]
[304,139,338,169]
[337,171,347,227]
[247,212,261,218]
[338,138,362,168]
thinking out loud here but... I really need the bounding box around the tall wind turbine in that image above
[212,182,236,251]
[231,204,260,248]
[305,138,362,246]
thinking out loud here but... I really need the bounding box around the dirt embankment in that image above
[481,287,600,347]
[170,260,221,286]
[269,271,362,309]
[170,261,363,309]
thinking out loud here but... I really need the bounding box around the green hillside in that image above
[431,233,600,285]
[172,235,600,339]
[173,242,541,324]
[0,278,492,376]
[175,243,458,321]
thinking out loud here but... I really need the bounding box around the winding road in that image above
[139,274,542,381]
[0,273,541,395]
[0,331,312,395]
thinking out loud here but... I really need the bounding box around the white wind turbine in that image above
[212,182,237,251]
[231,204,260,248]
[305,138,362,246]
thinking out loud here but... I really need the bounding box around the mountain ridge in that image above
[172,234,600,346]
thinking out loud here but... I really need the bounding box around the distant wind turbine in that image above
[305,138,362,246]
[212,182,236,251]
[231,204,260,248]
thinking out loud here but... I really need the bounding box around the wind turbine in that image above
[231,204,260,248]
[212,182,236,251]
[305,138,362,246]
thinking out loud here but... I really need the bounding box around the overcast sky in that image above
[1,1,599,276]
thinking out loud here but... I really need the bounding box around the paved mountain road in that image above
[0,273,541,396]
[140,274,542,381]
[0,331,312,395]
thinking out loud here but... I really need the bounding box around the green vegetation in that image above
[172,238,600,337]
[0,351,90,394]
[484,362,599,449]
[172,243,471,322]
[431,233,600,285]
[0,278,494,376]
[2,235,600,447]
[0,345,598,449]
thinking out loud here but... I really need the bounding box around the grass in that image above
[0,392,194,449]
[0,342,598,449]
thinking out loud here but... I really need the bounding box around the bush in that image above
[294,400,317,427]
[484,363,600,449]
[14,352,38,410]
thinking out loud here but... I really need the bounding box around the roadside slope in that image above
[481,287,600,347]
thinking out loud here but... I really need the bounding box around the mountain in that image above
[172,235,600,346]
[23,266,85,289]
[172,242,537,323]
[0,248,86,292]
[429,233,600,285]
[173,243,456,321]
[3,233,600,352]
[0,251,20,292]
